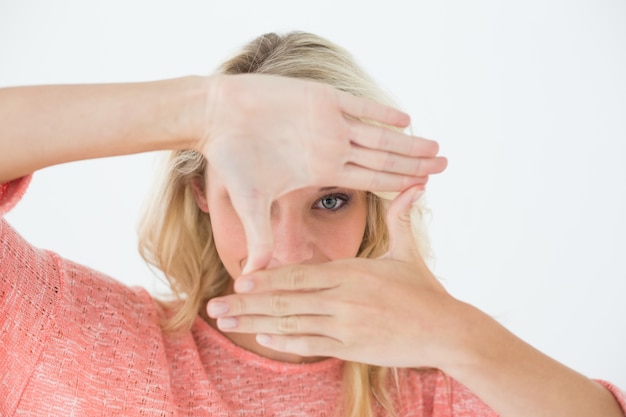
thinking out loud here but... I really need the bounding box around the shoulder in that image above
[0,174,167,325]
[56,254,168,328]
[1,214,174,416]
[399,368,499,417]
[2,213,164,321]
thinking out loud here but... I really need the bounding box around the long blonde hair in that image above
[138,31,432,417]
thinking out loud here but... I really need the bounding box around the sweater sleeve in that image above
[0,174,63,415]
[0,175,32,217]
[597,380,626,415]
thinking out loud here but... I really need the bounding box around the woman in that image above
[1,32,624,416]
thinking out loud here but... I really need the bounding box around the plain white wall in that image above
[1,0,625,388]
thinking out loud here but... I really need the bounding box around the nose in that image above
[267,206,315,268]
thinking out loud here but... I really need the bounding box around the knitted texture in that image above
[1,176,625,416]
[0,176,30,217]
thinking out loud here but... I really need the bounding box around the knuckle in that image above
[237,316,252,331]
[297,340,314,357]
[278,316,299,334]
[369,171,383,190]
[412,158,422,175]
[271,335,287,351]
[382,154,396,172]
[378,127,390,150]
[302,337,331,358]
[288,266,306,290]
[233,297,247,314]
[270,293,288,315]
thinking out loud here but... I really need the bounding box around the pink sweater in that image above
[1,176,625,416]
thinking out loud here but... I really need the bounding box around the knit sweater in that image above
[1,176,624,416]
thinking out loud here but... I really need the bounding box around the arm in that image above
[0,74,446,270]
[207,187,624,417]
[0,74,447,270]
[0,77,202,182]
[444,306,624,417]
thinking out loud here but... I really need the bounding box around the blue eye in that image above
[315,194,349,211]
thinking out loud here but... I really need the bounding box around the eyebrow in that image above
[318,186,339,192]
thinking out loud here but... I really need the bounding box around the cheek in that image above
[316,206,368,260]
[209,205,247,277]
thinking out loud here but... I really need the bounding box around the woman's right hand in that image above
[197,74,447,272]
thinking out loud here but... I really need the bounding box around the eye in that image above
[314,193,350,211]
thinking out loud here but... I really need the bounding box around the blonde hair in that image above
[138,31,432,417]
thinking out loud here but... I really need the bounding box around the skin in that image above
[207,187,624,417]
[193,165,368,363]
[0,74,621,416]
[0,74,447,271]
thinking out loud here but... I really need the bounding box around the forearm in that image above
[445,304,623,417]
[0,76,209,182]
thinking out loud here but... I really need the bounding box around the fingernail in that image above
[256,334,271,346]
[208,301,229,317]
[217,317,238,329]
[235,278,254,293]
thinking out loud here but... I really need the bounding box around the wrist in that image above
[430,301,500,375]
[162,75,216,152]
[436,303,624,417]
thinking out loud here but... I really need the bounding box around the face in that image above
[195,166,368,279]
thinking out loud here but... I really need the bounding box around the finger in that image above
[228,192,274,274]
[349,146,448,177]
[256,333,342,358]
[207,291,327,318]
[348,121,440,157]
[216,314,332,336]
[384,186,424,262]
[234,264,341,294]
[337,164,429,191]
[336,90,410,128]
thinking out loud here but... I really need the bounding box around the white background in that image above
[1,0,625,388]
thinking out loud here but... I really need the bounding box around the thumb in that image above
[383,186,424,262]
[229,194,274,274]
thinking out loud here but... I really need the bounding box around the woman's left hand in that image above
[207,187,466,369]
